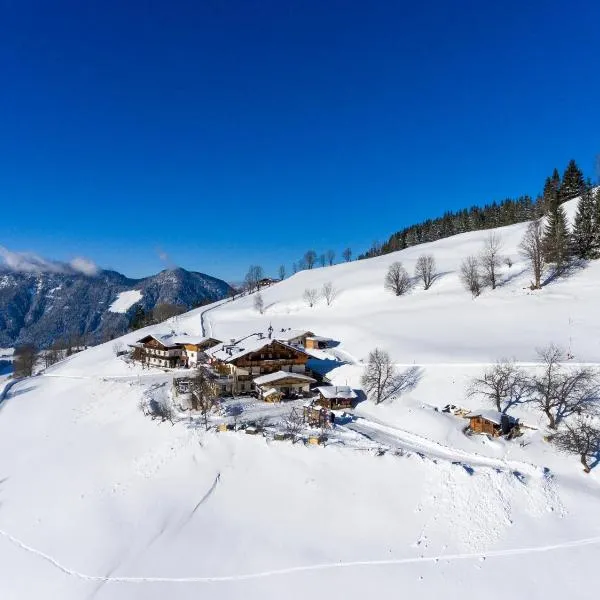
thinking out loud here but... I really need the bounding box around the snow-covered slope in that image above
[1,197,599,600]
[205,198,600,364]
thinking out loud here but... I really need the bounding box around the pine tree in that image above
[560,159,585,203]
[542,169,561,213]
[592,187,600,258]
[129,305,147,330]
[543,198,571,273]
[571,180,596,259]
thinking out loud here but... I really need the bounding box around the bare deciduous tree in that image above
[254,292,265,314]
[322,281,338,306]
[384,262,412,296]
[504,256,513,268]
[244,265,264,293]
[190,367,219,431]
[303,288,319,307]
[529,344,600,429]
[553,417,600,473]
[342,247,352,262]
[319,254,326,267]
[414,254,437,290]
[304,250,317,269]
[480,232,503,289]
[361,349,419,404]
[519,220,545,289]
[327,249,335,265]
[459,256,482,297]
[112,342,125,356]
[13,344,37,377]
[468,360,527,413]
[278,264,286,280]
[282,407,304,442]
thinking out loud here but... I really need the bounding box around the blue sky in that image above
[1,0,599,281]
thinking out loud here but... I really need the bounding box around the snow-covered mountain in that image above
[0,267,232,348]
[1,197,599,600]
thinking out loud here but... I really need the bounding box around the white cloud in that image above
[0,246,99,276]
[69,257,99,276]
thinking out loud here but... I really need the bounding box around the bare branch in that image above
[384,262,412,296]
[519,221,545,289]
[322,281,338,306]
[459,256,482,297]
[479,232,503,289]
[303,288,319,307]
[414,254,437,290]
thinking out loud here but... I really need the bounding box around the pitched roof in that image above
[253,370,316,386]
[467,410,517,425]
[171,335,220,347]
[316,385,357,399]
[135,333,180,348]
[207,335,308,363]
[274,329,314,342]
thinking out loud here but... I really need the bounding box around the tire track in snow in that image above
[1,527,600,584]
[346,418,542,476]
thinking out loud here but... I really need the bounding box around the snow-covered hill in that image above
[1,197,599,600]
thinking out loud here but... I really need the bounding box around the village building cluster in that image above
[130,327,345,413]
[130,328,519,440]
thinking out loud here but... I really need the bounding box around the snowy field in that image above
[1,198,600,599]
[108,289,143,313]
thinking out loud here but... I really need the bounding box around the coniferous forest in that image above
[359,159,599,260]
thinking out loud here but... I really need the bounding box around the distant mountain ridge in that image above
[0,267,232,348]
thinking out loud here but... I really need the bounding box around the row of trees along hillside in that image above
[359,159,592,260]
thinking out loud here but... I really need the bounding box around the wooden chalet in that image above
[180,337,221,367]
[206,335,311,395]
[258,277,280,288]
[467,410,518,437]
[130,334,185,369]
[253,370,316,402]
[315,385,357,410]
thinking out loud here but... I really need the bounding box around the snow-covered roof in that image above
[262,387,281,398]
[253,370,316,386]
[135,333,180,348]
[274,329,314,342]
[171,335,220,347]
[316,385,357,399]
[207,335,308,363]
[467,410,517,425]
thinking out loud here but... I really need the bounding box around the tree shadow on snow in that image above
[501,266,529,287]
[542,258,587,287]
[395,365,423,396]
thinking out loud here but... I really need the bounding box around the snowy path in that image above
[345,417,543,476]
[1,526,599,584]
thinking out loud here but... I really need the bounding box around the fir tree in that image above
[129,305,147,330]
[543,200,571,273]
[571,180,596,259]
[592,187,600,258]
[560,159,585,203]
[542,169,561,213]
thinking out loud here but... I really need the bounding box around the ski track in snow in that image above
[1,527,599,584]
[345,417,543,476]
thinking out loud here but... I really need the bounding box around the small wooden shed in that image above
[315,385,357,410]
[467,410,517,437]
